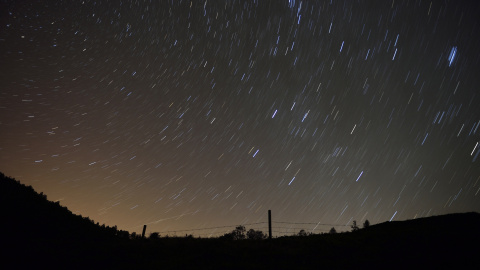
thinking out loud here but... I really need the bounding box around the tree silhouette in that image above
[228,225,246,240]
[351,220,360,231]
[247,229,266,240]
[363,220,370,229]
[130,232,142,239]
[149,232,160,239]
[329,227,337,234]
[117,230,130,238]
[297,229,308,236]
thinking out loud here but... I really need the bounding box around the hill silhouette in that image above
[1,172,132,269]
[1,172,479,269]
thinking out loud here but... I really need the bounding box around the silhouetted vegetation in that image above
[247,228,267,240]
[363,219,370,229]
[351,220,360,231]
[297,229,309,236]
[2,171,480,269]
[220,225,247,240]
[149,232,160,239]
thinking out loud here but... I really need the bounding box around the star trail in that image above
[1,0,479,236]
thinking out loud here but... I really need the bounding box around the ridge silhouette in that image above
[1,172,479,269]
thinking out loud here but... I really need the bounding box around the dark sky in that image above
[1,0,480,236]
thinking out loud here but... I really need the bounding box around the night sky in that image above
[1,0,480,237]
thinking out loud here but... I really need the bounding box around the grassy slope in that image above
[1,172,479,269]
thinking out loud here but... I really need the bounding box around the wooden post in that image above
[268,210,272,239]
[142,225,147,238]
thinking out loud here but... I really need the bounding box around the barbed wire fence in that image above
[147,218,352,238]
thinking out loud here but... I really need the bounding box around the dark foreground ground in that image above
[2,172,479,269]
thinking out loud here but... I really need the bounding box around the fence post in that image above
[142,225,147,238]
[268,210,272,239]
